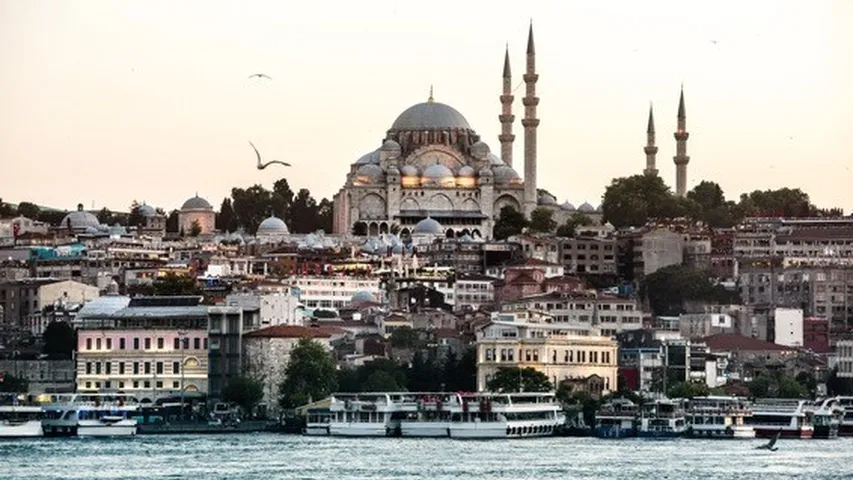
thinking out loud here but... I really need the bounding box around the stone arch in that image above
[461,198,480,211]
[445,229,455,239]
[459,228,471,237]
[400,197,420,211]
[406,144,465,171]
[472,229,482,238]
[379,222,389,234]
[368,222,379,236]
[359,193,386,220]
[493,194,521,216]
[400,228,410,237]
[426,193,453,211]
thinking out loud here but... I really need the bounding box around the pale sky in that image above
[1,0,851,213]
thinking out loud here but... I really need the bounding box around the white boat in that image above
[637,398,687,438]
[594,398,638,438]
[42,393,139,437]
[327,392,410,437]
[810,397,843,439]
[0,395,44,438]
[837,396,853,437]
[444,392,564,439]
[745,398,814,439]
[303,409,332,436]
[685,396,755,439]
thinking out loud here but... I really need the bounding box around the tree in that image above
[189,219,202,237]
[642,265,739,316]
[221,375,264,413]
[737,188,815,218]
[43,321,75,359]
[556,213,593,238]
[485,367,553,393]
[232,184,274,233]
[529,207,557,233]
[601,174,679,228]
[16,201,40,219]
[127,201,145,227]
[407,351,440,392]
[0,373,28,393]
[0,198,16,218]
[278,337,337,409]
[352,222,368,236]
[153,273,200,296]
[316,198,334,233]
[290,188,319,233]
[826,367,853,396]
[97,208,118,226]
[389,326,419,349]
[493,206,528,240]
[166,210,179,233]
[748,371,808,398]
[217,198,238,233]
[363,370,403,392]
[667,381,710,399]
[687,181,736,227]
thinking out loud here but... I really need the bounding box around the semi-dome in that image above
[413,217,443,234]
[257,216,290,236]
[421,163,455,187]
[470,141,490,159]
[386,165,400,176]
[578,202,595,212]
[457,166,476,177]
[356,164,385,184]
[181,195,212,211]
[487,153,503,165]
[400,164,419,177]
[390,101,471,131]
[478,167,494,177]
[351,290,376,304]
[380,139,401,154]
[61,204,100,230]
[493,165,522,185]
[561,201,576,211]
[137,204,157,217]
[355,149,380,165]
[538,192,557,206]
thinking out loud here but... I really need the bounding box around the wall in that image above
[774,307,804,347]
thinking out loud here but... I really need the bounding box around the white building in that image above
[835,340,853,378]
[500,292,643,337]
[290,276,382,310]
[774,307,804,347]
[224,291,305,327]
[453,274,496,312]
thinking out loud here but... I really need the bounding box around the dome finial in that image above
[428,85,434,103]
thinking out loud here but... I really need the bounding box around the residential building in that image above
[774,307,804,347]
[453,274,496,312]
[0,359,75,393]
[837,340,853,378]
[559,236,618,276]
[290,276,382,310]
[500,292,642,337]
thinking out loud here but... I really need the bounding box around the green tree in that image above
[336,367,361,392]
[16,201,40,219]
[316,198,334,233]
[127,201,145,227]
[216,198,238,233]
[737,188,815,218]
[96,208,118,226]
[748,371,808,399]
[362,370,403,392]
[232,184,274,233]
[352,222,367,236]
[189,219,202,237]
[166,210,179,233]
[37,209,68,226]
[601,174,678,228]
[290,188,319,233]
[556,213,594,238]
[43,321,76,359]
[0,198,16,218]
[153,273,200,296]
[221,375,265,413]
[641,265,738,316]
[278,337,338,408]
[667,381,710,399]
[389,326,419,349]
[686,181,736,227]
[443,348,477,392]
[826,367,853,396]
[493,206,529,240]
[271,178,295,220]
[529,207,557,233]
[407,351,440,392]
[486,367,553,393]
[0,373,28,393]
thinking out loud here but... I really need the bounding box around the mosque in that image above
[332,25,606,239]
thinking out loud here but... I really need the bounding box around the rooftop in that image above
[700,333,797,352]
[244,325,345,339]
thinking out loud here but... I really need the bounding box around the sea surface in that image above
[2,434,849,480]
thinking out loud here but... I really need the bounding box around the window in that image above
[133,362,139,375]
[156,362,164,375]
[193,338,200,350]
[104,381,111,389]
[96,338,101,350]
[107,338,113,350]
[174,338,180,350]
[173,381,180,389]
[86,338,92,350]
[133,381,139,389]
[157,338,164,349]
[156,381,163,389]
[105,362,112,374]
[95,363,101,374]
[143,381,150,388]
[203,338,208,350]
[119,338,126,350]
[86,362,92,374]
[119,381,125,389]
[144,362,151,374]
[144,338,151,350]
[85,381,91,389]
[133,338,140,350]
[173,361,180,374]
[119,363,125,375]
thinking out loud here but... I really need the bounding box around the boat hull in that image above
[0,420,43,438]
[400,422,451,438]
[303,425,330,436]
[812,425,839,439]
[77,420,137,437]
[839,423,853,437]
[637,429,685,438]
[594,426,636,438]
[328,423,391,437]
[687,426,755,439]
[753,427,813,439]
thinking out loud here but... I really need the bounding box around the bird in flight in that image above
[248,73,272,80]
[250,141,291,170]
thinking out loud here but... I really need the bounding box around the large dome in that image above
[181,195,212,211]
[413,217,443,235]
[62,204,100,230]
[390,101,471,131]
[137,204,157,217]
[257,216,290,236]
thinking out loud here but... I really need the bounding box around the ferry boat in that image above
[837,396,853,437]
[745,399,814,439]
[326,392,410,437]
[811,397,843,439]
[42,393,140,437]
[637,398,687,438]
[593,398,638,438]
[444,392,564,439]
[303,408,332,436]
[684,396,755,439]
[0,394,44,438]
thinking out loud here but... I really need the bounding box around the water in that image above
[2,434,849,479]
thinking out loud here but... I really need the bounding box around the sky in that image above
[1,0,851,213]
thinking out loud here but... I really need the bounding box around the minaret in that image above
[643,104,658,176]
[522,22,539,216]
[498,45,515,167]
[673,86,690,197]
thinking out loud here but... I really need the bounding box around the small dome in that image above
[457,166,476,177]
[351,290,376,304]
[137,204,157,217]
[413,217,443,234]
[356,164,385,184]
[84,226,100,234]
[493,165,522,185]
[400,165,420,177]
[181,195,212,211]
[386,165,400,176]
[390,101,471,131]
[478,167,494,177]
[355,149,380,165]
[61,204,100,230]
[578,202,595,212]
[381,139,401,154]
[257,216,290,236]
[561,201,576,211]
[470,141,490,159]
[487,153,503,165]
[538,192,557,206]
[421,163,455,187]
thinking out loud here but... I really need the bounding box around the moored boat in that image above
[745,399,813,439]
[637,398,687,438]
[837,396,853,437]
[593,398,638,438]
[445,392,564,439]
[42,393,139,437]
[0,394,44,438]
[811,397,843,439]
[684,396,754,439]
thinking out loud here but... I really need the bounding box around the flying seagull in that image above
[755,430,781,451]
[248,73,272,80]
[249,141,291,170]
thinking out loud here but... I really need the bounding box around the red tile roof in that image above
[700,333,796,352]
[244,325,344,339]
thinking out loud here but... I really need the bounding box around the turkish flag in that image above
[12,223,20,237]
